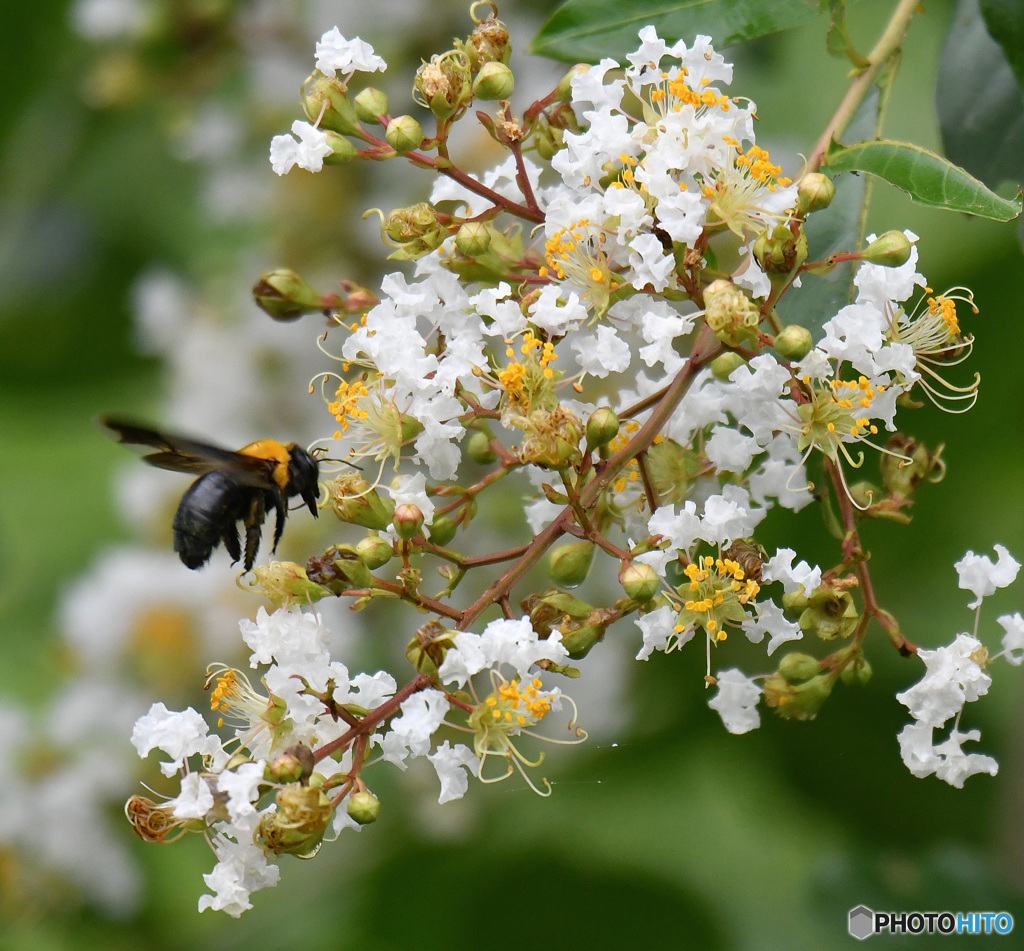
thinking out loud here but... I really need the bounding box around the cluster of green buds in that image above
[784,579,860,641]
[847,435,947,522]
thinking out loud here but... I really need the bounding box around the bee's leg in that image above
[243,493,267,571]
[222,520,242,565]
[270,489,287,554]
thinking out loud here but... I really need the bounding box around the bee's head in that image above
[286,446,321,516]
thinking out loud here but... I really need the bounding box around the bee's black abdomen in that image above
[172,471,248,570]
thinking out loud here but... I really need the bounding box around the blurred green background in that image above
[2,0,1022,948]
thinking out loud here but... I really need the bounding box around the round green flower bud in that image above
[473,61,514,100]
[252,269,331,321]
[862,230,913,268]
[302,76,362,136]
[773,674,834,721]
[329,474,395,530]
[353,87,389,123]
[585,406,620,451]
[847,481,877,510]
[619,562,660,601]
[710,351,745,381]
[428,515,457,547]
[467,429,498,464]
[797,172,835,214]
[455,221,492,256]
[548,540,595,587]
[773,324,813,361]
[393,503,424,540]
[267,743,315,784]
[356,533,393,569]
[251,561,330,607]
[323,131,357,165]
[347,790,380,825]
[385,115,423,154]
[841,655,873,687]
[556,64,589,101]
[405,620,454,676]
[777,652,820,685]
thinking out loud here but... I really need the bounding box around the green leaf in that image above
[937,0,1024,192]
[823,139,1022,221]
[531,0,828,63]
[980,0,1024,88]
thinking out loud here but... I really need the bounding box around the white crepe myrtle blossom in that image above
[896,633,992,728]
[708,668,762,734]
[131,702,223,777]
[269,120,334,175]
[955,545,1021,609]
[431,618,584,796]
[894,547,1022,786]
[996,613,1024,664]
[315,28,387,77]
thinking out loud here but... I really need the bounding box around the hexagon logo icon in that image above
[849,905,874,940]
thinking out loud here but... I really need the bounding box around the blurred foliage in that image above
[1,0,1022,948]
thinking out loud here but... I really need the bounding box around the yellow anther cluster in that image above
[829,377,882,436]
[209,669,238,720]
[679,555,760,639]
[731,143,792,189]
[657,73,730,111]
[329,378,370,435]
[484,676,553,727]
[927,293,961,337]
[498,331,558,399]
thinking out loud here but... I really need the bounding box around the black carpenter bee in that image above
[101,416,320,571]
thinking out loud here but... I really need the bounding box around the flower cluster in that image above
[895,546,1022,787]
[115,10,1021,916]
[130,608,576,915]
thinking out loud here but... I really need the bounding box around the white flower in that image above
[382,689,450,763]
[72,0,146,40]
[997,613,1024,665]
[897,721,998,787]
[708,668,761,734]
[896,633,991,727]
[700,485,764,546]
[932,727,998,787]
[741,601,802,655]
[171,772,215,820]
[570,325,631,376]
[269,121,333,175]
[955,544,1021,609]
[217,762,266,821]
[853,232,925,309]
[197,835,280,917]
[438,617,568,686]
[635,604,688,660]
[130,703,220,777]
[315,28,387,75]
[627,232,676,291]
[646,502,702,558]
[705,428,759,472]
[239,606,329,668]
[428,741,478,804]
[763,549,821,594]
